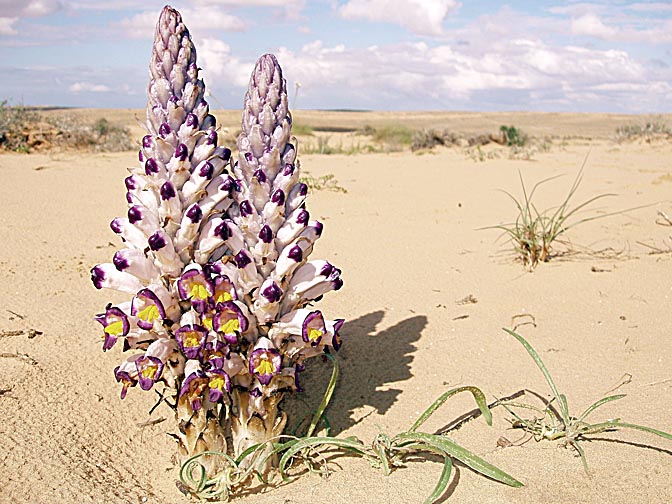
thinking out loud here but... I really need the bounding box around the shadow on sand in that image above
[283,309,427,435]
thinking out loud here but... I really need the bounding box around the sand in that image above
[1,110,671,504]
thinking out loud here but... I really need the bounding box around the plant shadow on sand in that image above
[282,310,427,435]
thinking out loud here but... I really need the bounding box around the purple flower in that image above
[175,325,207,360]
[131,289,166,330]
[302,310,326,346]
[114,361,138,399]
[177,268,213,312]
[248,338,281,385]
[213,301,248,344]
[261,281,282,303]
[331,319,345,351]
[204,338,227,369]
[179,361,208,411]
[212,275,237,304]
[135,355,164,391]
[94,306,129,351]
[206,369,231,403]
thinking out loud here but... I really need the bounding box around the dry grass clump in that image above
[300,171,348,192]
[0,100,133,153]
[411,129,462,151]
[615,120,671,142]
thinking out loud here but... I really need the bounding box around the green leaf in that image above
[394,432,523,488]
[577,394,626,423]
[410,386,492,432]
[423,457,453,504]
[608,422,672,441]
[306,353,339,437]
[503,328,571,427]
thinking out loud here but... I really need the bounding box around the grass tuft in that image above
[484,159,617,270]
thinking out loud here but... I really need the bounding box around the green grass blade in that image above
[423,457,453,504]
[394,432,523,487]
[577,394,626,423]
[410,386,492,432]
[278,436,369,479]
[608,422,672,441]
[306,353,339,437]
[573,441,590,474]
[503,328,571,427]
[559,394,569,420]
[179,450,236,492]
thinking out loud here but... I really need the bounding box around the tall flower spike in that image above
[91,5,232,477]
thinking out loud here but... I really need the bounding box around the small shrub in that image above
[500,125,528,147]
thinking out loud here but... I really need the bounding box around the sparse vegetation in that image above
[0,100,133,153]
[615,120,671,142]
[300,135,374,155]
[369,125,414,150]
[291,123,314,136]
[300,171,348,193]
[411,129,462,151]
[48,115,134,152]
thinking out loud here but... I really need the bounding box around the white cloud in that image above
[69,81,112,93]
[338,0,460,36]
[0,0,63,17]
[548,3,607,16]
[190,0,306,20]
[626,2,672,13]
[0,17,18,35]
[571,13,617,38]
[117,6,246,39]
[254,35,665,112]
[197,38,254,88]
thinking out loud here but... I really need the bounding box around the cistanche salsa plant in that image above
[91,5,343,479]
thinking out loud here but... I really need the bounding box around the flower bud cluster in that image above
[91,7,343,418]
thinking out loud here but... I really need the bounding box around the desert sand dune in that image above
[0,110,671,503]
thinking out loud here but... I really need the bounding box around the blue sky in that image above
[0,0,670,112]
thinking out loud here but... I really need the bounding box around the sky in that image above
[0,0,671,112]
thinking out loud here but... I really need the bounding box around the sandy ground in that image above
[1,111,671,504]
